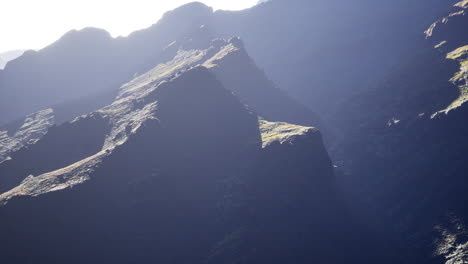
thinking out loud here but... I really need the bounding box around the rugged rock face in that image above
[326,2,468,263]
[0,109,54,163]
[0,113,109,193]
[0,65,368,263]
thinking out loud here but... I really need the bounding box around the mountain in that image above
[211,0,468,262]
[212,0,457,119]
[0,0,457,125]
[0,3,323,132]
[0,50,24,69]
[0,36,323,164]
[325,2,468,263]
[0,18,368,261]
[0,3,213,125]
[0,63,381,263]
[1,1,468,263]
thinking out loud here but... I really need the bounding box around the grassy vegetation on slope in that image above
[445,45,468,110]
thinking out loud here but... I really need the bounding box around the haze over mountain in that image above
[0,1,468,263]
[0,50,24,69]
[0,0,258,53]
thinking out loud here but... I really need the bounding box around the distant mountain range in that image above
[0,50,24,69]
[0,1,467,263]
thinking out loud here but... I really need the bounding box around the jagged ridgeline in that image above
[0,17,370,262]
[1,0,468,263]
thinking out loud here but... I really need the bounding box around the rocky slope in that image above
[0,109,54,163]
[327,2,468,263]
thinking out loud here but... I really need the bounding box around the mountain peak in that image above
[159,2,213,25]
[52,27,112,47]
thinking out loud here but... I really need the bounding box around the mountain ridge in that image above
[0,63,373,263]
[1,1,468,263]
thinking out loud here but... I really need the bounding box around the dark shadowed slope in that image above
[329,2,468,263]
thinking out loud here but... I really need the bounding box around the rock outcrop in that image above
[0,109,54,163]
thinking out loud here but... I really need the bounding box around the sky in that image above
[0,0,258,53]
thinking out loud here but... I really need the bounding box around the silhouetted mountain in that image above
[0,3,214,125]
[0,50,24,69]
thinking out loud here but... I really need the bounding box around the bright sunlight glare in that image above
[0,0,258,53]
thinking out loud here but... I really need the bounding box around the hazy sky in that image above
[0,0,258,53]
